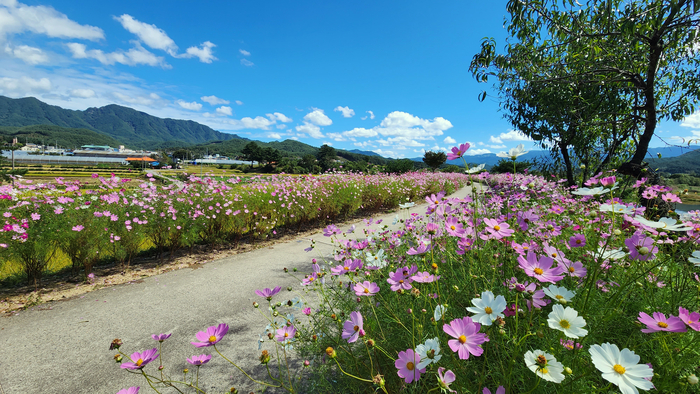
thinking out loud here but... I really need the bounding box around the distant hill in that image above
[0,96,243,149]
[347,149,382,157]
[647,148,700,174]
[0,124,122,149]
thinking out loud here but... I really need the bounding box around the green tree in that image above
[422,151,447,172]
[471,0,700,178]
[385,159,415,174]
[241,142,261,165]
[316,144,336,171]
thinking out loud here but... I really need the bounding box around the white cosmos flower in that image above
[415,337,442,369]
[597,247,627,261]
[524,350,565,383]
[399,202,415,209]
[689,251,700,267]
[365,249,388,269]
[434,304,447,321]
[589,343,653,394]
[496,143,528,160]
[547,304,588,338]
[599,203,635,215]
[543,285,575,304]
[466,290,506,326]
[466,163,485,174]
[632,216,692,232]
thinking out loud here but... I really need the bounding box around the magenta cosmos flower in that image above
[353,281,379,296]
[569,234,586,248]
[395,348,425,384]
[517,251,565,283]
[638,312,687,333]
[191,323,229,347]
[483,386,505,394]
[342,311,364,343]
[483,218,514,240]
[255,286,282,300]
[276,325,297,343]
[120,348,159,370]
[151,333,171,342]
[679,307,700,331]
[187,354,212,366]
[447,143,470,160]
[625,233,658,261]
[116,388,140,394]
[443,316,489,360]
[438,367,457,393]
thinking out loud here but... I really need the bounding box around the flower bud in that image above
[564,367,573,375]
[253,302,259,308]
[373,374,385,387]
[639,247,650,255]
[114,354,123,363]
[312,334,318,342]
[536,330,544,338]
[367,339,375,348]
[287,287,292,291]
[304,360,310,367]
[689,374,698,385]
[259,350,271,364]
[230,388,238,394]
[326,347,337,359]
[109,338,123,350]
[183,368,189,374]
[613,229,621,236]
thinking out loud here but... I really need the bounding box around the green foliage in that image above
[470,0,700,178]
[384,159,414,174]
[422,151,447,172]
[316,144,337,171]
[491,159,531,174]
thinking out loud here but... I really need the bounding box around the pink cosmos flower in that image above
[387,265,417,291]
[120,348,159,370]
[116,388,140,394]
[303,307,312,315]
[483,218,514,240]
[255,286,282,300]
[151,333,171,342]
[559,260,587,278]
[187,354,212,366]
[411,271,439,283]
[407,243,431,255]
[447,143,470,160]
[276,325,297,343]
[661,193,682,203]
[341,311,364,343]
[191,323,229,347]
[560,339,583,351]
[30,213,40,221]
[600,176,616,187]
[353,281,380,296]
[569,234,586,248]
[72,225,84,232]
[638,312,687,333]
[331,259,362,275]
[625,233,658,261]
[443,316,489,360]
[517,251,565,283]
[395,348,425,384]
[438,367,457,393]
[483,387,505,394]
[678,307,700,331]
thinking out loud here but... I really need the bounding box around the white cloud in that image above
[114,14,178,55]
[326,132,347,141]
[361,110,375,120]
[295,122,323,139]
[66,42,169,68]
[0,75,51,93]
[322,142,333,146]
[276,124,286,129]
[216,105,232,116]
[0,0,104,41]
[201,95,229,105]
[443,136,456,144]
[354,141,374,148]
[493,130,532,142]
[176,99,202,111]
[344,127,377,138]
[69,88,95,98]
[376,137,425,148]
[235,100,243,105]
[239,49,250,56]
[182,41,216,63]
[681,111,700,129]
[4,44,48,64]
[304,108,332,126]
[267,112,292,123]
[466,148,492,155]
[484,144,506,149]
[373,149,399,158]
[113,92,156,106]
[267,132,281,139]
[240,58,254,66]
[334,106,355,118]
[233,116,275,130]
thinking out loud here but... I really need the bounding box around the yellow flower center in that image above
[209,335,217,343]
[555,295,564,300]
[569,267,575,273]
[534,268,544,275]
[136,358,144,367]
[450,225,456,230]
[576,239,582,244]
[399,280,404,284]
[364,288,369,294]
[613,364,626,375]
[539,367,549,374]
[284,332,289,338]
[309,276,315,282]
[551,253,557,258]
[484,307,493,314]
[657,321,669,328]
[344,266,350,270]
[406,362,414,371]
[494,225,501,231]
[354,325,359,332]
[559,319,571,329]
[458,335,467,344]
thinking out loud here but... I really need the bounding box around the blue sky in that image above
[0,0,698,157]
